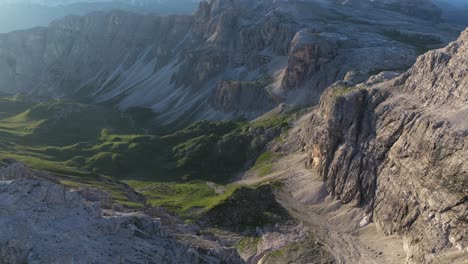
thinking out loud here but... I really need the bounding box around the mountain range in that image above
[0,0,462,127]
[0,0,200,33]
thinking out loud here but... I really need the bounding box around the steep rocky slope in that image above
[0,0,461,126]
[0,161,244,264]
[299,28,467,263]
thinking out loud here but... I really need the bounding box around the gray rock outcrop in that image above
[0,163,244,264]
[212,79,280,113]
[300,28,468,263]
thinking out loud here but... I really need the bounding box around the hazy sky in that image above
[0,0,466,34]
[0,0,199,33]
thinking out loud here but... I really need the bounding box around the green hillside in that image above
[0,93,291,217]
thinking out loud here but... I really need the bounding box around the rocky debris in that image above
[0,162,245,263]
[75,187,114,209]
[300,29,468,263]
[144,206,188,231]
[0,177,245,264]
[342,70,370,87]
[0,159,56,182]
[0,160,37,180]
[365,71,401,86]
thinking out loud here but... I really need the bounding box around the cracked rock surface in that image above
[300,29,468,263]
[0,165,244,264]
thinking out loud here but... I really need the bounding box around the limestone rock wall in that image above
[301,29,468,263]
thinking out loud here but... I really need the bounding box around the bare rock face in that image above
[0,165,244,264]
[212,79,280,113]
[0,11,193,96]
[397,29,468,109]
[0,159,56,182]
[301,29,468,263]
[0,161,37,180]
[282,30,339,90]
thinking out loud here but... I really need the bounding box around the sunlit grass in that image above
[125,180,243,218]
[0,93,293,214]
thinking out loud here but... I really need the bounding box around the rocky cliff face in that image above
[281,30,339,90]
[0,0,459,126]
[300,29,467,263]
[212,79,281,113]
[0,161,244,264]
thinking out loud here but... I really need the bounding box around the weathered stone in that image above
[301,29,468,263]
[0,163,245,264]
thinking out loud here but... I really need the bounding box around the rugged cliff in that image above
[0,161,245,264]
[301,29,467,263]
[0,0,460,126]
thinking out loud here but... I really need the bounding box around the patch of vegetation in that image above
[250,115,292,130]
[0,94,294,212]
[125,180,242,218]
[332,85,357,97]
[225,75,273,87]
[250,151,282,177]
[322,11,374,25]
[0,93,37,117]
[0,99,138,145]
[236,236,261,256]
[274,12,296,24]
[262,235,334,264]
[205,185,292,230]
[382,30,443,54]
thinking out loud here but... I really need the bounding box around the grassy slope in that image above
[262,235,334,264]
[0,94,291,218]
[381,30,443,54]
